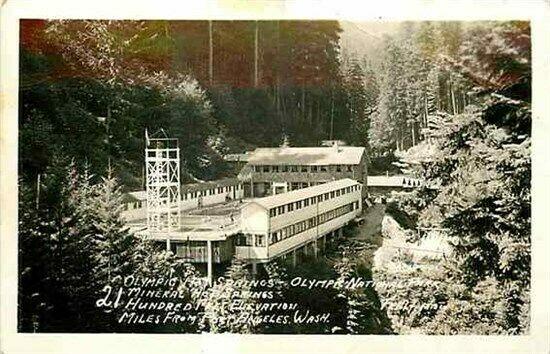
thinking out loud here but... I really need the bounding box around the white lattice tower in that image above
[145,130,181,234]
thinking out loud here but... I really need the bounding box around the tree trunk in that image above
[450,73,457,115]
[107,106,112,177]
[301,87,306,121]
[330,90,334,140]
[424,94,429,127]
[308,96,313,124]
[36,173,41,209]
[275,20,281,119]
[209,21,213,86]
[254,21,259,87]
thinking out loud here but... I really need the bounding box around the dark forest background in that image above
[20,20,368,189]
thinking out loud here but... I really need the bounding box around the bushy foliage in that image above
[201,258,258,333]
[375,21,531,335]
[18,158,200,332]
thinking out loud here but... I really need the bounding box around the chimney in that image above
[333,140,342,152]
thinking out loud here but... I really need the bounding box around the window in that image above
[282,165,289,172]
[320,165,328,172]
[330,191,335,198]
[254,165,261,172]
[324,193,329,200]
[263,165,270,173]
[255,234,266,247]
[270,209,276,217]
[336,165,342,172]
[238,234,253,246]
[273,165,279,172]
[218,187,223,193]
[301,165,308,172]
[291,165,298,172]
[296,201,302,209]
[347,165,353,172]
[288,203,294,212]
[336,190,340,197]
[304,199,309,207]
[311,165,318,172]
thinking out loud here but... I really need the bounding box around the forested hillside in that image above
[20,20,373,189]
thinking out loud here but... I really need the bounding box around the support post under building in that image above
[313,239,318,258]
[207,240,213,286]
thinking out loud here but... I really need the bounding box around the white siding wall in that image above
[269,188,361,231]
[268,210,359,259]
[121,206,147,221]
[240,203,270,234]
[238,183,362,262]
[238,202,270,261]
[122,184,244,221]
[235,246,268,259]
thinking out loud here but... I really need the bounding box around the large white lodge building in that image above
[122,143,366,282]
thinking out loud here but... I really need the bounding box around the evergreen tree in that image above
[201,258,258,333]
[343,60,369,146]
[18,157,203,332]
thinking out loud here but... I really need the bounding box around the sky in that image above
[339,21,402,64]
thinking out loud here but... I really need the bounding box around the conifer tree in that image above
[201,258,258,333]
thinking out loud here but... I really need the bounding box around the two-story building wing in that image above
[238,144,367,198]
[236,178,363,263]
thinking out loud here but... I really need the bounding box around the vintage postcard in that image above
[1,0,549,353]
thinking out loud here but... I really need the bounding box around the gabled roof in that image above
[126,191,147,201]
[249,178,360,210]
[245,146,365,166]
[223,153,251,162]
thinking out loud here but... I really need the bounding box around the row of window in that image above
[124,184,243,210]
[236,233,267,247]
[125,200,145,210]
[268,184,361,217]
[269,202,358,245]
[182,184,242,200]
[236,201,359,248]
[252,164,354,173]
